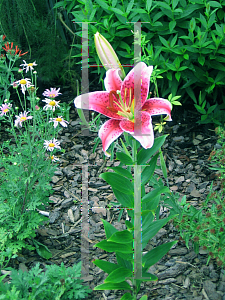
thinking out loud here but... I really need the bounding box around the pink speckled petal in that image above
[142,98,172,121]
[119,111,154,149]
[74,91,123,119]
[99,119,124,157]
[121,62,153,108]
[104,69,123,92]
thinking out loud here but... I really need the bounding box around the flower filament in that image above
[107,88,135,122]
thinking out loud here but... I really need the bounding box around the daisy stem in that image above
[132,139,142,299]
[16,88,24,111]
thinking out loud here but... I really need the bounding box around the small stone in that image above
[61,198,73,208]
[51,176,61,183]
[190,188,201,197]
[49,210,60,223]
[68,209,75,223]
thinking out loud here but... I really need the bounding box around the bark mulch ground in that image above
[1,86,225,300]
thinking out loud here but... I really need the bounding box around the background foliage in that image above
[0,0,69,83]
[0,0,225,122]
[54,0,225,124]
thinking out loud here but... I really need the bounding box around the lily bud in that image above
[94,32,126,80]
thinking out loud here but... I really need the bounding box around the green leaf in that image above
[140,296,148,300]
[108,230,133,244]
[141,153,159,185]
[207,104,217,114]
[120,293,133,300]
[137,135,168,165]
[105,267,133,283]
[198,56,205,66]
[160,150,168,179]
[112,187,134,208]
[93,259,120,274]
[146,0,152,12]
[157,1,171,10]
[169,20,176,32]
[109,7,126,16]
[99,172,133,194]
[170,34,178,47]
[107,166,133,180]
[102,219,118,239]
[208,1,222,8]
[175,72,181,82]
[194,104,206,114]
[142,241,178,270]
[159,36,169,48]
[94,240,133,253]
[142,186,170,206]
[126,0,134,14]
[142,215,176,249]
[32,240,52,259]
[95,0,109,10]
[140,271,158,281]
[94,281,131,290]
[116,152,134,165]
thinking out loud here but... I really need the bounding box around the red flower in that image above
[2,41,28,57]
[2,35,6,41]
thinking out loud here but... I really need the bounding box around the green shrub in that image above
[0,261,92,299]
[55,0,225,123]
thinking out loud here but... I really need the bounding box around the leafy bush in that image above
[55,0,225,123]
[0,261,92,299]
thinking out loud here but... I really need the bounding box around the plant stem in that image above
[132,139,142,298]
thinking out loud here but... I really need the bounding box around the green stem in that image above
[132,139,142,298]
[77,108,90,129]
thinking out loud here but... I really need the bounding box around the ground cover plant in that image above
[173,125,225,268]
[0,261,92,299]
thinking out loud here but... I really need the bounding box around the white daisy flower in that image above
[0,103,12,116]
[14,111,33,127]
[14,78,32,94]
[49,116,69,128]
[42,98,60,112]
[43,88,61,98]
[50,155,60,162]
[20,60,37,73]
[43,138,61,152]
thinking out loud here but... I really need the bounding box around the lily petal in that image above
[99,119,124,156]
[104,68,123,92]
[119,111,154,149]
[142,98,172,121]
[74,91,123,120]
[121,62,153,108]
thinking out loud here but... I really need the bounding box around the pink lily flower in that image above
[74,62,172,157]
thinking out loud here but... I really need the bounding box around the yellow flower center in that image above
[49,94,55,98]
[3,108,9,113]
[20,79,27,85]
[20,117,27,121]
[51,156,54,160]
[107,88,135,122]
[28,63,33,67]
[49,143,55,147]
[56,117,62,122]
[49,101,56,106]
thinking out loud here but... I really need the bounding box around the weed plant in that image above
[173,126,225,268]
